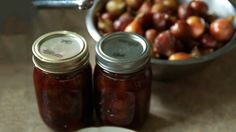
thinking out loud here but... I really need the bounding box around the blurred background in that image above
[0,0,236,132]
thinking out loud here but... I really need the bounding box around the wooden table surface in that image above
[0,7,236,132]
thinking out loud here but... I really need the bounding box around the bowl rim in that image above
[78,126,136,132]
[86,0,236,65]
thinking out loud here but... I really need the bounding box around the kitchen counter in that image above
[0,8,236,132]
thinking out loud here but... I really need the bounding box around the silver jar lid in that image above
[32,31,89,74]
[96,32,151,74]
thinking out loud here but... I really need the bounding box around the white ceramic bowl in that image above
[78,126,136,132]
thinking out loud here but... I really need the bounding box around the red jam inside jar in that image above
[94,32,152,130]
[94,64,152,129]
[33,65,93,131]
[32,31,93,131]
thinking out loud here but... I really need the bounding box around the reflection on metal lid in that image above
[32,30,89,73]
[96,32,150,74]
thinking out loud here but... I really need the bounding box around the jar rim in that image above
[96,32,151,74]
[32,30,89,74]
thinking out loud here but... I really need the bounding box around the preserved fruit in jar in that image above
[32,31,93,131]
[94,32,152,130]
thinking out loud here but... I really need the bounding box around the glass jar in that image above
[32,31,93,131]
[94,32,152,129]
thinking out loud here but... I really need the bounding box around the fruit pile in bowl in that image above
[86,0,236,80]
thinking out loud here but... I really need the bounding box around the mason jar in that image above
[94,32,152,130]
[32,31,93,131]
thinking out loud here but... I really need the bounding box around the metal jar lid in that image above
[96,32,151,74]
[32,31,89,74]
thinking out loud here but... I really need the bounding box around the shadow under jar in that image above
[94,32,152,130]
[32,31,93,132]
